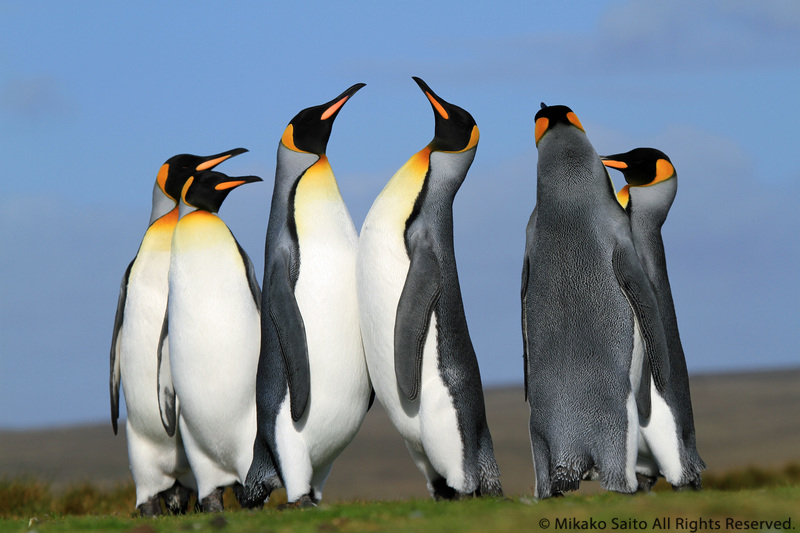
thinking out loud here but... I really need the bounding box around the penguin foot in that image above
[429,478,458,501]
[199,488,225,513]
[137,495,163,517]
[636,474,658,493]
[161,481,192,514]
[277,493,317,510]
[673,477,702,492]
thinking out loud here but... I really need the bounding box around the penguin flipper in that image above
[612,245,670,394]
[637,356,652,419]
[268,260,310,422]
[110,260,133,435]
[236,239,262,311]
[521,255,530,402]
[157,308,177,437]
[394,233,441,401]
[521,208,537,402]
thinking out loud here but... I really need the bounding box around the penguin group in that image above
[522,104,704,498]
[109,80,702,515]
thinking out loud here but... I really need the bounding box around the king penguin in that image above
[356,77,502,500]
[602,148,705,490]
[521,104,671,499]
[109,148,247,515]
[243,83,372,508]
[157,168,263,512]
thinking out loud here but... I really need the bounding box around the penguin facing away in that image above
[521,104,670,499]
[356,77,502,500]
[109,148,247,516]
[602,148,705,490]
[243,83,372,509]
[157,168,263,512]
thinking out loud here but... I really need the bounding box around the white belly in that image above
[121,246,195,503]
[291,214,370,465]
[168,225,259,490]
[120,247,173,439]
[357,218,418,435]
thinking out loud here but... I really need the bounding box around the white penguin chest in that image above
[168,212,260,395]
[119,213,178,408]
[291,159,368,407]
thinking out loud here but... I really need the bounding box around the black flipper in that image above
[394,232,441,401]
[612,245,670,396]
[110,260,133,435]
[521,255,530,402]
[637,356,652,419]
[157,307,177,436]
[268,256,310,421]
[521,207,537,402]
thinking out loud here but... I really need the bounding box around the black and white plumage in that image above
[357,77,502,500]
[602,148,705,490]
[109,149,246,515]
[522,105,670,499]
[244,84,372,509]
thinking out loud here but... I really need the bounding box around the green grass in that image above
[2,466,799,533]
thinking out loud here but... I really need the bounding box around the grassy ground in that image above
[0,484,798,533]
[2,465,799,533]
[2,371,798,531]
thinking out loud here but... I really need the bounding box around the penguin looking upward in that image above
[109,148,246,516]
[602,148,705,490]
[157,168,263,512]
[521,105,670,499]
[356,77,502,500]
[243,83,372,509]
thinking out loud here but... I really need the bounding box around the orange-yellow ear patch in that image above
[426,92,449,120]
[214,180,246,191]
[652,158,675,185]
[181,176,194,202]
[602,159,628,170]
[566,112,585,132]
[281,124,301,152]
[156,164,170,195]
[321,96,348,120]
[534,117,549,145]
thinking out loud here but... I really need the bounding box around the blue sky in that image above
[1,1,798,428]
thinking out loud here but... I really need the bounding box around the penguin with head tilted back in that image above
[521,104,671,499]
[242,84,372,509]
[110,148,246,516]
[157,166,263,512]
[602,148,705,490]
[356,77,502,500]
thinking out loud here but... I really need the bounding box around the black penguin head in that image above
[181,170,262,214]
[412,77,479,152]
[534,103,585,146]
[601,147,675,187]
[157,148,248,201]
[280,83,366,155]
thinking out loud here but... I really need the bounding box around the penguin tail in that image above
[551,465,583,495]
[476,434,503,497]
[241,437,283,508]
